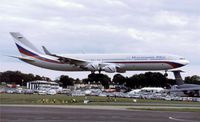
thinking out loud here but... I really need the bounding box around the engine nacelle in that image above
[85,63,100,71]
[102,65,117,73]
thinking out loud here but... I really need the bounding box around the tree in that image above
[112,74,126,85]
[125,72,169,89]
[97,74,111,89]
[185,75,200,84]
[58,75,74,88]
[0,71,51,86]
[126,74,144,89]
[82,73,111,88]
[35,75,42,80]
[74,78,82,84]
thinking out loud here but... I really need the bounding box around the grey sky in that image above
[0,0,199,79]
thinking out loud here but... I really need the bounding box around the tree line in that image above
[0,70,199,89]
[0,71,51,86]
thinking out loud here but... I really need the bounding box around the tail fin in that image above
[10,32,42,57]
[171,70,184,85]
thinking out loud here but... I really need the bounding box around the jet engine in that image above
[102,64,117,73]
[85,63,100,71]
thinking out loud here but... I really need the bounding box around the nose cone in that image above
[173,59,190,68]
[182,60,190,65]
[179,60,190,66]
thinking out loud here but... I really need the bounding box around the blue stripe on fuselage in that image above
[15,43,61,63]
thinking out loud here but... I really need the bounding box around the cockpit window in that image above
[179,58,185,60]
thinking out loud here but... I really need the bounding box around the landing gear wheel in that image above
[164,72,168,77]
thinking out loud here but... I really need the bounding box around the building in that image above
[26,80,62,91]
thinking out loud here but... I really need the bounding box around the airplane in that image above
[170,70,200,97]
[10,32,190,75]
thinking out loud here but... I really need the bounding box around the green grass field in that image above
[1,93,200,105]
[1,94,200,112]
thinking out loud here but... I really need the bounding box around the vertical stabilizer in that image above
[10,32,42,56]
[171,70,184,85]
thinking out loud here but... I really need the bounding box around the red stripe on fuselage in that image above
[17,44,62,64]
[109,61,182,68]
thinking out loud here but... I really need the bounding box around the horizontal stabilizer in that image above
[8,55,35,62]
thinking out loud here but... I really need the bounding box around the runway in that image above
[1,105,200,122]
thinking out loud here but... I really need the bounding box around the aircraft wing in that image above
[42,46,125,72]
[56,54,88,65]
[42,46,89,66]
[170,87,200,92]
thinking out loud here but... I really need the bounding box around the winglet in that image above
[42,46,51,55]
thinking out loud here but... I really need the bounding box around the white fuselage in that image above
[24,53,189,72]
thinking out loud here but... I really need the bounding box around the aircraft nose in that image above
[182,60,190,65]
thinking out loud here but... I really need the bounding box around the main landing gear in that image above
[164,70,168,77]
[91,70,102,75]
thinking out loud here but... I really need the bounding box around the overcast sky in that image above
[0,0,199,80]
